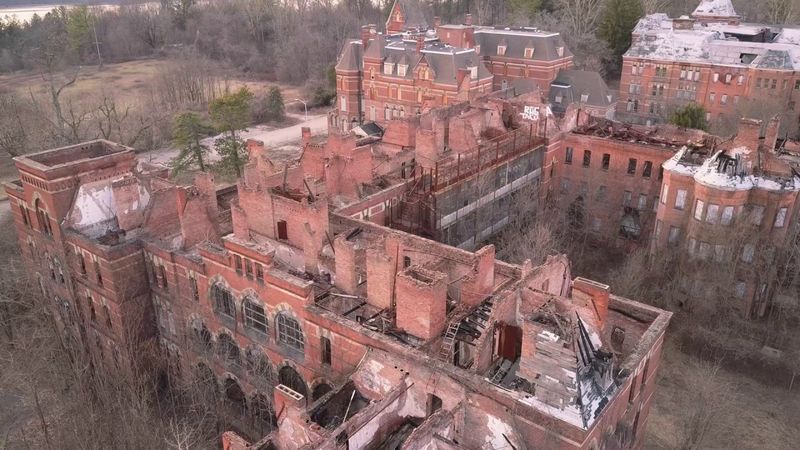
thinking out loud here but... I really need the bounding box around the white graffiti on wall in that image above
[521,105,540,121]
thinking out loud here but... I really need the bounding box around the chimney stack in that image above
[416,35,425,53]
[361,25,371,48]
[301,127,312,146]
[434,16,441,27]
[465,13,473,26]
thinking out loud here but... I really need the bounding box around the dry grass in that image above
[645,338,800,450]
[0,59,304,107]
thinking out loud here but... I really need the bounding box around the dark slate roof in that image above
[336,40,363,72]
[548,69,614,113]
[380,39,492,86]
[395,0,429,30]
[474,28,572,61]
[363,34,387,60]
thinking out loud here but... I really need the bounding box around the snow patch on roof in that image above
[692,0,737,18]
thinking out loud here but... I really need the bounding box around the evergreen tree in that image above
[265,86,285,122]
[170,112,213,174]
[209,87,253,177]
[597,0,643,74]
[213,136,248,178]
[668,104,709,131]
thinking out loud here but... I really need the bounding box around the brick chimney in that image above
[301,126,312,146]
[572,277,610,330]
[246,139,265,161]
[395,267,448,340]
[764,116,781,152]
[194,171,218,218]
[673,15,695,30]
[361,25,372,47]
[465,13,473,26]
[733,118,763,171]
[416,35,425,53]
[334,234,362,294]
[434,16,441,27]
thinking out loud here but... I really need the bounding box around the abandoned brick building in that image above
[6,91,671,449]
[332,0,573,131]
[617,0,800,128]
[654,117,800,316]
[550,113,800,317]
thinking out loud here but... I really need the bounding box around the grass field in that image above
[0,59,304,106]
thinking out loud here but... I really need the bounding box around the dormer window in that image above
[469,66,478,80]
[475,45,481,55]
[384,62,394,75]
[497,45,506,56]
[398,64,408,77]
[581,94,589,103]
[555,94,563,104]
[557,47,564,57]
[524,47,534,58]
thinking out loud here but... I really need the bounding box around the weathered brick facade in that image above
[332,0,573,131]
[6,104,671,449]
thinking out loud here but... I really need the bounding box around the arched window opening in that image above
[56,260,65,284]
[191,320,213,351]
[103,304,113,329]
[211,283,236,319]
[251,393,277,431]
[195,363,219,403]
[158,265,168,289]
[35,199,52,237]
[312,383,333,401]
[278,365,308,398]
[223,377,247,415]
[217,333,241,367]
[276,313,304,353]
[245,347,274,386]
[89,297,97,322]
[243,297,268,334]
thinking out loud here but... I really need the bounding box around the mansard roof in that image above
[474,27,572,61]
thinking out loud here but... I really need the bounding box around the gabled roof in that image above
[389,0,429,31]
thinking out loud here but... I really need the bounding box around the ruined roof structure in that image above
[627,8,800,69]
[6,96,671,450]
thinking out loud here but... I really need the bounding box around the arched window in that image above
[278,365,308,398]
[250,393,276,431]
[195,363,218,403]
[245,346,274,386]
[243,297,268,334]
[211,283,235,319]
[56,259,65,284]
[191,319,212,351]
[216,333,241,367]
[103,304,113,329]
[223,377,247,414]
[88,296,97,322]
[276,313,304,352]
[34,199,52,236]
